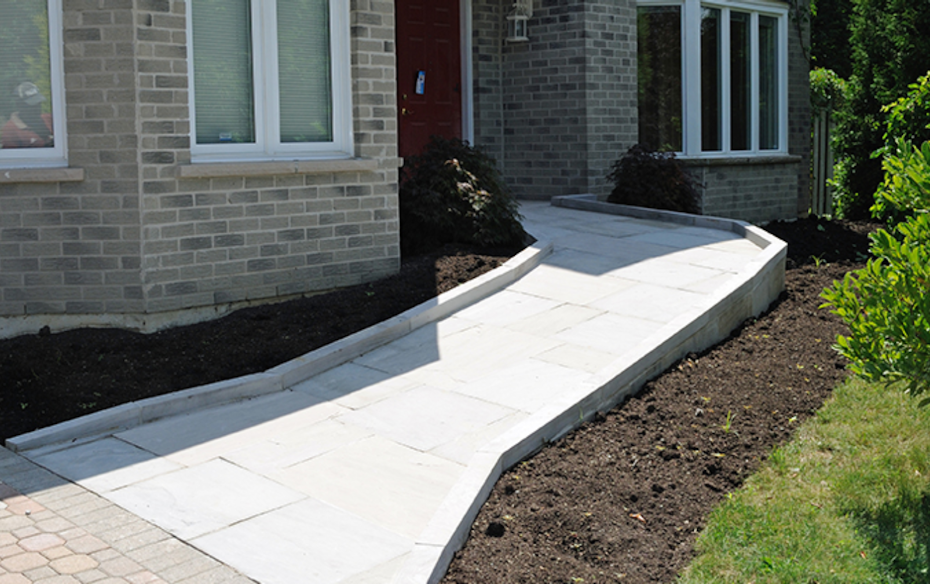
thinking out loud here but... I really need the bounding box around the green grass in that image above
[680,377,930,583]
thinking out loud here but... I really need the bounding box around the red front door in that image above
[395,0,462,158]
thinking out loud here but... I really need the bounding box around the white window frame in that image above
[187,0,353,163]
[0,0,67,170]
[638,0,789,158]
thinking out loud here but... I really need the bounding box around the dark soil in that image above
[0,244,521,441]
[441,217,881,584]
[0,216,880,584]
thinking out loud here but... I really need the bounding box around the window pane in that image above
[637,6,682,152]
[701,7,721,151]
[759,15,779,150]
[730,11,751,151]
[192,0,255,145]
[278,0,333,143]
[0,0,54,150]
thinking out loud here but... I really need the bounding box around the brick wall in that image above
[0,0,400,335]
[472,0,806,221]
[689,159,800,224]
[0,0,142,319]
[472,0,638,200]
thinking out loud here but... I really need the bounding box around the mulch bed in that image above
[441,217,880,584]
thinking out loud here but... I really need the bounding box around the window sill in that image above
[680,154,802,167]
[178,158,381,179]
[0,167,84,184]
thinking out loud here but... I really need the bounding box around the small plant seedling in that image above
[722,410,733,433]
[810,254,826,267]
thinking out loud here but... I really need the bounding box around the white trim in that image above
[188,0,354,163]
[683,1,701,155]
[461,0,475,144]
[0,0,68,170]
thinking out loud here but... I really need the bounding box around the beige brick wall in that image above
[0,0,400,333]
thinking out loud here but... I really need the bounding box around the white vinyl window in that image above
[637,0,788,157]
[187,0,352,162]
[0,0,67,169]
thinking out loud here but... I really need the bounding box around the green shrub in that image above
[606,144,700,214]
[398,136,525,255]
[872,138,930,222]
[821,213,930,395]
[830,0,930,219]
[810,67,847,116]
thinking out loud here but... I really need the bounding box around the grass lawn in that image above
[681,377,930,583]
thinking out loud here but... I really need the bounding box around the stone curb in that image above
[6,240,554,453]
[393,197,788,584]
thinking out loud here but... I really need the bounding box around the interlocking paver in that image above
[63,537,106,556]
[22,568,55,582]
[0,546,24,560]
[35,519,75,536]
[32,575,80,584]
[48,556,98,576]
[98,557,142,578]
[1,552,48,573]
[125,571,165,584]
[9,531,38,543]
[73,569,107,584]
[19,535,64,554]
[38,549,70,562]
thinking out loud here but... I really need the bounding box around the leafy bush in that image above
[871,138,930,222]
[830,0,930,219]
[810,67,847,116]
[606,144,700,214]
[398,136,525,255]
[821,214,930,395]
[822,135,930,396]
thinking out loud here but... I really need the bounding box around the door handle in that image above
[402,108,415,116]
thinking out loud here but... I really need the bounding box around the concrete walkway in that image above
[2,199,785,584]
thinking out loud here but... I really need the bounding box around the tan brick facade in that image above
[0,0,808,335]
[1,0,400,333]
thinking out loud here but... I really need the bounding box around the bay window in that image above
[187,0,352,162]
[0,0,66,169]
[637,0,788,157]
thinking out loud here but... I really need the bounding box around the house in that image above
[0,0,808,335]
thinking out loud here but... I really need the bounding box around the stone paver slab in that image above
[452,359,589,412]
[116,392,335,467]
[271,436,463,539]
[223,419,373,475]
[591,282,706,323]
[291,362,419,410]
[507,263,632,305]
[336,385,515,452]
[29,440,182,494]
[454,290,562,327]
[107,459,304,539]
[192,499,411,584]
[554,312,662,354]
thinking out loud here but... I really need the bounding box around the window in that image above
[637,0,787,157]
[0,0,66,169]
[187,0,352,162]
